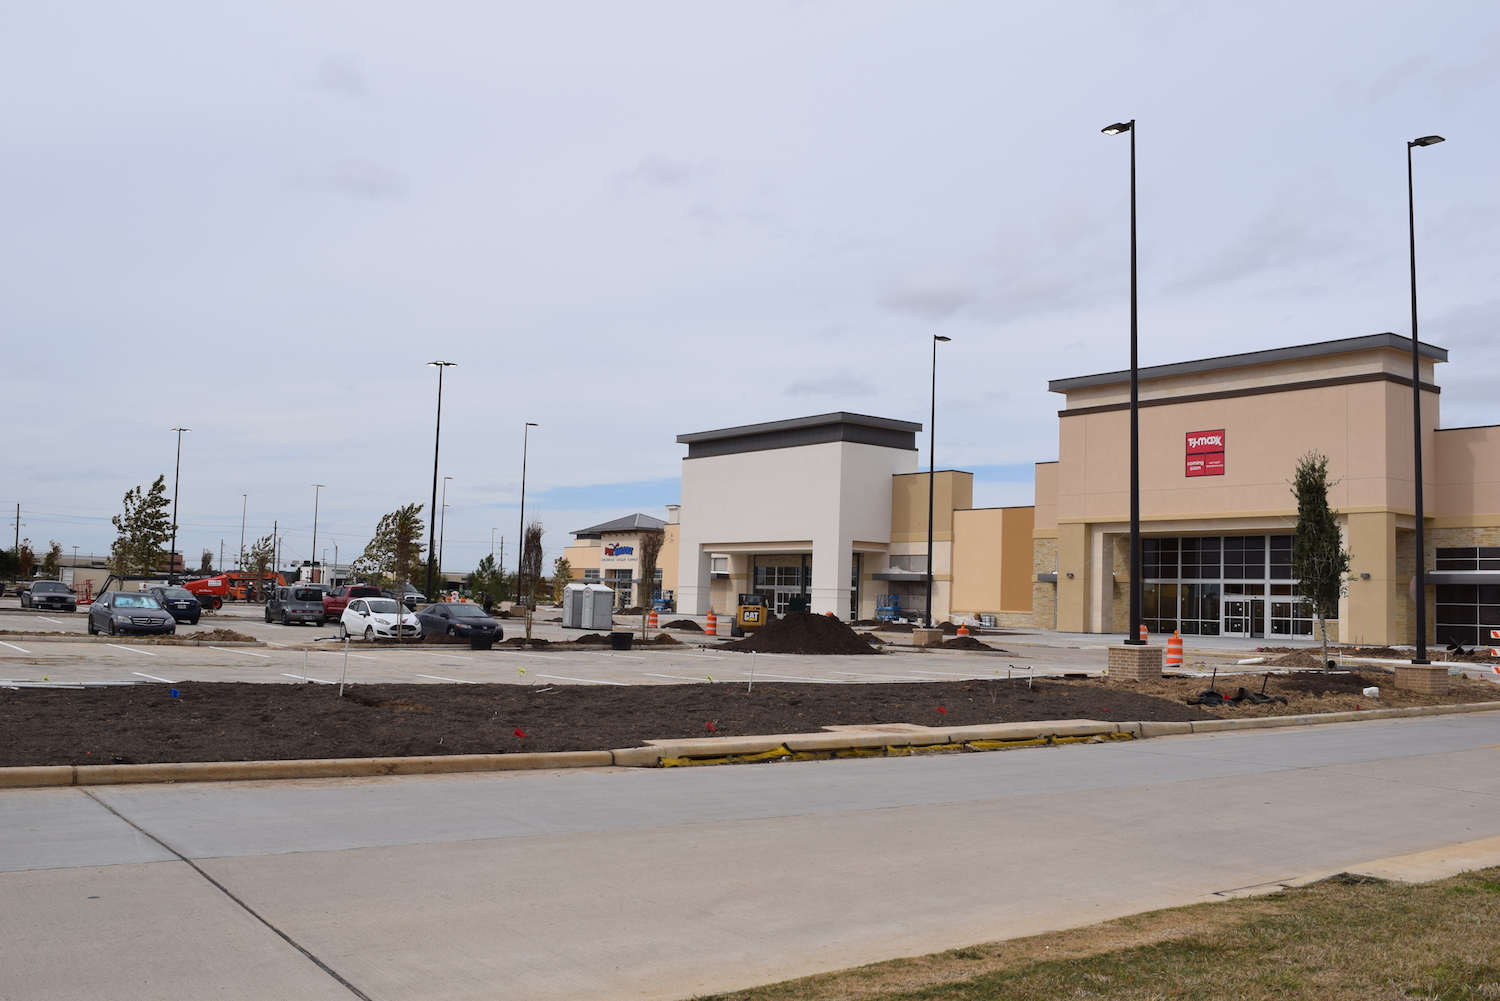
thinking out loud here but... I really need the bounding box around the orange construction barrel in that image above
[1166,630,1184,667]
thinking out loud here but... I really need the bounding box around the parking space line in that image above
[643,673,712,683]
[414,651,476,661]
[314,650,378,661]
[501,652,565,660]
[265,641,289,647]
[535,674,628,686]
[579,651,646,661]
[910,669,1000,677]
[132,672,176,683]
[663,651,725,659]
[106,643,158,657]
[416,674,476,684]
[0,641,31,654]
[739,672,848,683]
[832,671,931,681]
[37,617,65,625]
[209,646,273,659]
[280,673,335,684]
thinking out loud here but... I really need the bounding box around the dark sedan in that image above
[88,592,176,636]
[149,586,203,625]
[21,580,77,612]
[416,602,503,649]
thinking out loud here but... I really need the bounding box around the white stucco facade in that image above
[676,431,918,618]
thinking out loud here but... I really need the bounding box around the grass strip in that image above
[704,867,1500,1001]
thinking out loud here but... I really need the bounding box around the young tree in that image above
[520,520,545,640]
[351,504,426,589]
[109,476,172,575]
[1292,452,1352,671]
[200,549,214,573]
[41,540,63,578]
[636,530,665,636]
[243,533,276,602]
[468,554,511,604]
[16,539,36,578]
[551,557,574,603]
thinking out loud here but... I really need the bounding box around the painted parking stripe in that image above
[415,651,476,661]
[0,641,31,654]
[662,651,725,659]
[910,669,1000,677]
[739,672,848,684]
[106,644,158,657]
[416,674,476,684]
[832,671,932,681]
[315,650,378,661]
[501,651,565,660]
[37,617,65,625]
[209,646,273,658]
[265,641,289,648]
[643,673,714,683]
[534,674,628,686]
[132,672,176,683]
[579,650,646,661]
[281,673,335,684]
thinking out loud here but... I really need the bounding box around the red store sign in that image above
[1185,429,1225,477]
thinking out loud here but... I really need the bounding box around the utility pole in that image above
[13,503,19,555]
[239,494,247,570]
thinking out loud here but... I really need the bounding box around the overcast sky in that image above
[3,1,1497,575]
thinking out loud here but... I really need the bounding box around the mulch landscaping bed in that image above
[0,678,1219,767]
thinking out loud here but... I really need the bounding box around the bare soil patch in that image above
[0,678,1213,767]
[1108,669,1498,717]
[722,611,877,655]
[663,619,703,632]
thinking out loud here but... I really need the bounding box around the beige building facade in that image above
[1035,333,1500,645]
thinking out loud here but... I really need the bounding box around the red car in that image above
[322,584,385,618]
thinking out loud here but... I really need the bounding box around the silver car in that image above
[87,592,176,636]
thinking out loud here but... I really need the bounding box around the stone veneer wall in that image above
[1031,535,1057,629]
[1109,534,1130,634]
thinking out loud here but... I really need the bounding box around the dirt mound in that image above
[662,619,703,632]
[573,633,610,644]
[942,636,1002,651]
[1270,650,1336,668]
[148,628,259,645]
[500,637,550,648]
[652,633,682,645]
[722,611,877,656]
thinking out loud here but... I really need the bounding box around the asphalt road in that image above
[3,711,1498,1000]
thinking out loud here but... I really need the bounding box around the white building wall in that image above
[677,440,917,617]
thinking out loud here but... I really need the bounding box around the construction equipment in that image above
[732,593,771,637]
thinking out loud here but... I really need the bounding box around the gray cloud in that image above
[783,371,877,398]
[315,55,371,99]
[299,158,409,199]
[612,154,714,195]
[879,275,975,321]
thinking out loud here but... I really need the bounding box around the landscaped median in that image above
[2,701,1497,789]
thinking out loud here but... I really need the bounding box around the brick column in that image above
[1108,643,1163,681]
[913,628,944,648]
[1393,664,1449,696]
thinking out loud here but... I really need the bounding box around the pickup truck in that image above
[322,584,385,618]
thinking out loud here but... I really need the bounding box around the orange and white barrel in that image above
[648,609,659,628]
[705,610,717,636]
[1166,630,1184,667]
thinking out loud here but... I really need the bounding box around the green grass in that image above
[703,868,1500,1001]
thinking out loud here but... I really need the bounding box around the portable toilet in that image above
[562,583,588,628]
[581,583,615,631]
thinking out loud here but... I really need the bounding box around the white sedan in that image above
[340,597,422,641]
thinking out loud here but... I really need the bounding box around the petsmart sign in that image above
[1185,430,1225,477]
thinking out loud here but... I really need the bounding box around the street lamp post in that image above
[425,361,457,601]
[1102,119,1144,646]
[239,494,247,570]
[439,476,452,592]
[517,423,538,607]
[1408,134,1445,665]
[924,335,952,628]
[310,484,325,584]
[168,428,191,578]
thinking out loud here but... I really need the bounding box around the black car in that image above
[149,586,203,625]
[416,602,503,649]
[88,592,176,636]
[21,580,77,612]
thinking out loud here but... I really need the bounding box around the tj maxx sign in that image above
[1185,429,1225,477]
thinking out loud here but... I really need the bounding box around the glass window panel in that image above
[1438,584,1477,603]
[1437,604,1476,626]
[1478,606,1500,627]
[1480,585,1500,604]
[1437,624,1480,647]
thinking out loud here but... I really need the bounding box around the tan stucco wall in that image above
[1434,425,1500,521]
[950,506,1035,617]
[891,471,974,543]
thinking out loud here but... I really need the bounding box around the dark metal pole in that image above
[169,428,190,577]
[1407,137,1440,665]
[925,335,950,628]
[425,361,454,601]
[1126,121,1144,645]
[518,423,537,606]
[310,484,324,585]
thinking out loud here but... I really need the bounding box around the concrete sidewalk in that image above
[3,711,1499,1000]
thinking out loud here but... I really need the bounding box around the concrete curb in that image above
[1,702,1496,789]
[0,636,266,646]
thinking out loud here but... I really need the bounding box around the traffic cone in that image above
[648,609,658,629]
[1139,623,1148,642]
[957,624,970,637]
[705,610,717,636]
[1166,630,1184,667]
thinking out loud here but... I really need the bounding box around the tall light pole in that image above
[1102,119,1144,645]
[439,476,453,590]
[168,428,191,578]
[517,422,538,606]
[1408,134,1444,665]
[924,335,952,628]
[310,484,325,584]
[491,527,496,560]
[425,360,457,600]
[239,494,247,571]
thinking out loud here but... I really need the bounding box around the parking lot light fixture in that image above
[518,423,538,607]
[925,335,951,629]
[425,361,457,602]
[1408,134,1445,664]
[169,428,191,579]
[311,485,325,584]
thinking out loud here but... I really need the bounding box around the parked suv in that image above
[322,584,385,618]
[268,585,330,626]
[21,580,77,612]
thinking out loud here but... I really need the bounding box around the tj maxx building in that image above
[577,333,1497,646]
